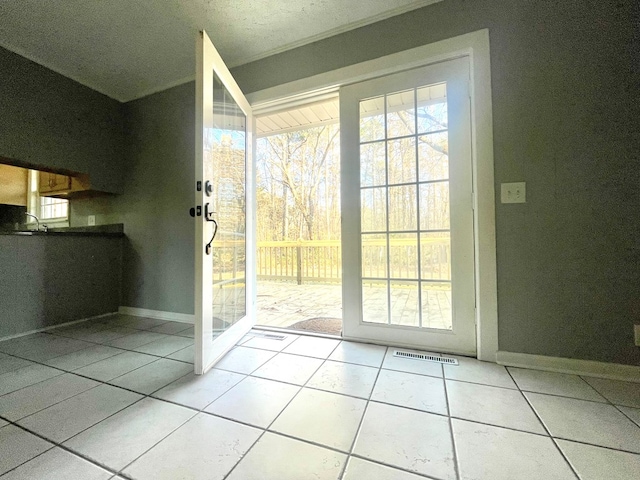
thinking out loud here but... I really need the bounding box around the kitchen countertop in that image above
[0,223,124,237]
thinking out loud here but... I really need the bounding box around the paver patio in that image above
[255,281,452,333]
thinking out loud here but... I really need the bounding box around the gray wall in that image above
[71,83,195,315]
[0,235,122,337]
[0,47,126,193]
[232,0,640,365]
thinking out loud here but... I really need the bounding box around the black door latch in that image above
[189,206,202,217]
[204,203,215,221]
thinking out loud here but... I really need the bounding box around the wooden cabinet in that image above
[39,172,91,197]
[39,172,71,194]
[0,164,28,206]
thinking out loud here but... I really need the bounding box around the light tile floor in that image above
[0,314,639,479]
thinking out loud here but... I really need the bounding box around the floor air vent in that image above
[393,350,459,365]
[250,332,287,341]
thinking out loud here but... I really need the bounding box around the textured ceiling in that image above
[0,0,440,102]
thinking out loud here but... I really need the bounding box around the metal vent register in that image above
[249,332,288,341]
[393,350,459,365]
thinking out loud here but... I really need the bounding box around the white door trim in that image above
[248,29,498,362]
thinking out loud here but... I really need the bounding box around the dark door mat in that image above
[288,317,342,336]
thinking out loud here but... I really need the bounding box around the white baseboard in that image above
[118,306,194,324]
[0,312,117,343]
[496,351,640,383]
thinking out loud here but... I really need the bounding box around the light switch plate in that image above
[501,182,526,203]
[88,215,95,226]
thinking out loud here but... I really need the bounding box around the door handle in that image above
[204,203,218,255]
[205,218,218,255]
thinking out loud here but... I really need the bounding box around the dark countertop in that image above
[0,223,124,237]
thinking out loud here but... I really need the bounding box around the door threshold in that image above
[252,325,342,341]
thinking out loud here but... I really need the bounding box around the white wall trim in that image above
[0,312,117,342]
[118,306,194,324]
[497,351,640,383]
[248,28,499,362]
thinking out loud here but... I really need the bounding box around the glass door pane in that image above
[208,74,247,338]
[358,82,452,330]
[340,58,475,355]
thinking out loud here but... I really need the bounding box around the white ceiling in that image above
[0,0,440,103]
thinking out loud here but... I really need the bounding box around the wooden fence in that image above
[257,240,342,284]
[256,237,450,284]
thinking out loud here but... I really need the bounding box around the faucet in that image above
[24,213,46,232]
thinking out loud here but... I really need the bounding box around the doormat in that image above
[288,317,342,336]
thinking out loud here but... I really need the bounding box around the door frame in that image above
[248,29,498,362]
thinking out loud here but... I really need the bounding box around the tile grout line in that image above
[0,317,192,476]
[576,373,612,399]
[14,329,190,368]
[335,353,460,480]
[225,354,568,440]
[448,372,623,405]
[221,335,339,480]
[506,366,616,405]
[337,345,388,480]
[214,365,570,439]
[509,370,640,438]
[347,452,449,480]
[0,408,130,479]
[0,326,201,477]
[0,365,68,399]
[8,380,133,427]
[1,362,194,477]
[0,374,108,423]
[129,339,310,479]
[213,334,343,409]
[0,447,59,479]
[46,319,193,346]
[58,321,200,477]
[505,366,581,480]
[441,363,461,480]
[6,332,636,453]
[113,406,199,478]
[1,329,196,385]
[2,321,638,477]
[506,366,640,408]
[5,330,638,449]
[612,404,640,428]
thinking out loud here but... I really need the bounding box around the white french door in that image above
[194,31,255,374]
[340,57,476,355]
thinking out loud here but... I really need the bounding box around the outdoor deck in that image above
[257,282,343,330]
[255,281,452,333]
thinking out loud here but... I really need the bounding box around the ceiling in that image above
[256,82,446,137]
[257,97,339,137]
[0,0,440,103]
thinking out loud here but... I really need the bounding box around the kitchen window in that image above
[27,170,69,227]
